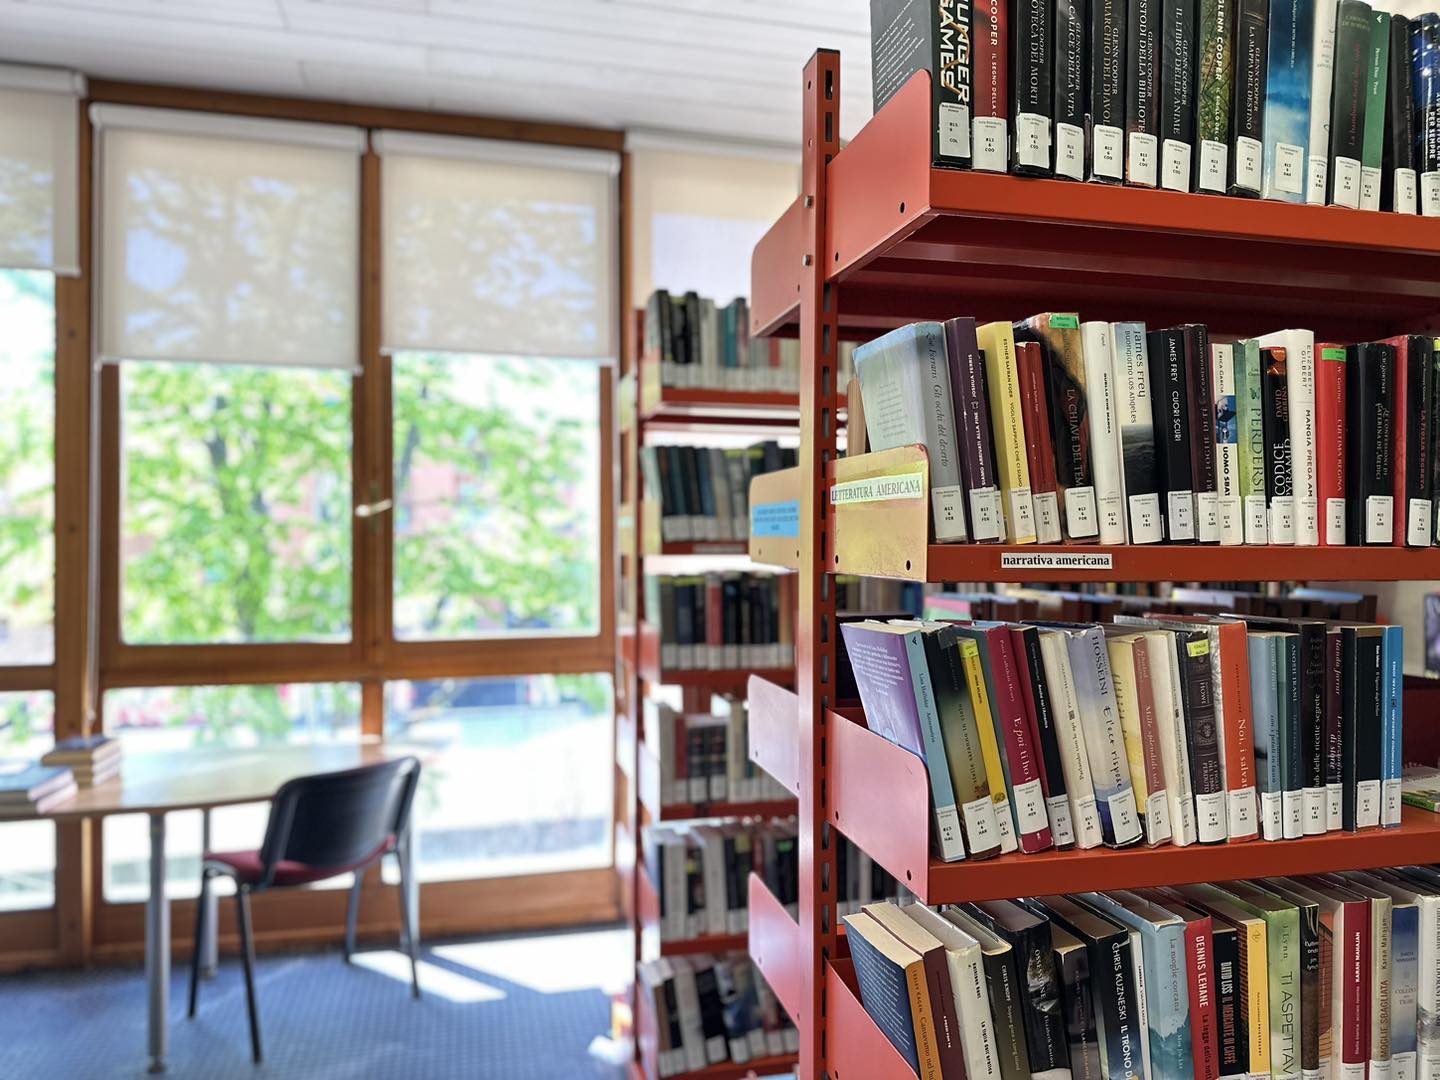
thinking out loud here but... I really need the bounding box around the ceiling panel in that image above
[0,0,876,144]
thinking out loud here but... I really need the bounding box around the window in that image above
[384,674,612,882]
[0,269,54,665]
[120,362,353,644]
[0,692,55,911]
[392,354,601,639]
[101,683,360,902]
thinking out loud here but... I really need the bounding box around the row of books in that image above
[924,586,1380,626]
[639,441,796,544]
[854,315,1440,548]
[646,820,798,942]
[637,952,798,1077]
[842,613,1404,862]
[644,289,855,394]
[42,734,120,786]
[0,762,77,817]
[848,871,1440,1080]
[873,0,1440,214]
[648,697,792,808]
[646,573,795,671]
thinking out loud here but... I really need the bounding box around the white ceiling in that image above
[0,0,876,147]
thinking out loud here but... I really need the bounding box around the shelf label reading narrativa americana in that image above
[829,471,925,505]
[999,551,1115,570]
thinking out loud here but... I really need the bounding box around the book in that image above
[1314,344,1348,545]
[1249,631,1286,841]
[958,631,1023,854]
[1153,628,1202,846]
[1306,0,1339,202]
[869,0,976,167]
[1160,0,1198,191]
[1223,882,1304,1080]
[854,322,969,542]
[844,908,943,1076]
[1040,629,1108,849]
[1232,340,1268,544]
[1047,920,1105,1080]
[1196,0,1236,192]
[1018,313,1101,540]
[1083,321,1128,543]
[947,317,1005,543]
[41,735,119,764]
[1012,0,1056,176]
[979,320,1039,543]
[1390,866,1440,1080]
[1340,624,1385,830]
[1148,327,1197,542]
[974,0,1011,172]
[1138,892,1221,1080]
[1326,629,1344,829]
[1383,336,1435,548]
[1213,343,1245,545]
[1012,623,1078,848]
[1261,0,1314,202]
[1349,873,1421,1080]
[1261,345,1298,545]
[1187,325,1222,543]
[1360,7,1391,211]
[1088,0,1127,182]
[1330,0,1373,209]
[1417,14,1440,215]
[905,903,1002,1080]
[1383,13,1418,214]
[840,621,969,862]
[0,762,75,804]
[1126,0,1161,185]
[1018,338,1066,544]
[1231,0,1269,195]
[1345,341,1396,545]
[947,905,1035,1080]
[1381,625,1404,828]
[1260,330,1319,546]
[1053,0,1087,179]
[1323,874,1393,1080]
[867,902,970,1079]
[1111,322,1164,544]
[1108,632,1173,846]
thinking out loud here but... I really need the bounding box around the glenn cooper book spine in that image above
[1230,0,1268,195]
[1160,0,1198,191]
[1261,0,1314,202]
[1147,327,1197,541]
[1306,0,1338,203]
[1417,15,1440,215]
[1261,346,1297,544]
[1088,0,1127,181]
[1384,14,1417,213]
[1360,8,1391,211]
[1012,0,1056,174]
[1055,0,1087,178]
[975,0,1011,171]
[1330,0,1373,209]
[1126,0,1160,185]
[1345,342,1396,545]
[946,316,1004,542]
[1196,0,1235,192]
[1186,324,1221,543]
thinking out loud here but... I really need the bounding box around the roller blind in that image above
[626,136,799,305]
[93,105,364,369]
[376,130,619,360]
[0,65,84,275]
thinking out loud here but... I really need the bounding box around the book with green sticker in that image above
[1219,881,1302,1080]
[1315,344,1348,546]
[1233,340,1268,544]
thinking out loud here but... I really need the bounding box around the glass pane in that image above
[384,674,612,882]
[392,354,600,639]
[0,269,55,665]
[121,362,352,644]
[101,683,360,902]
[651,212,773,304]
[0,691,55,911]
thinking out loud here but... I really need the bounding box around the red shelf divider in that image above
[747,873,800,1023]
[746,676,801,799]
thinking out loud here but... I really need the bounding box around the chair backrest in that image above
[257,757,420,885]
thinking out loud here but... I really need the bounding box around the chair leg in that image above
[395,850,421,1000]
[344,873,363,962]
[235,887,263,1065]
[187,870,210,1019]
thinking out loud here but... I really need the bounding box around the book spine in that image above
[1389,903,1419,1080]
[1282,635,1305,840]
[1262,0,1314,202]
[1012,0,1056,174]
[1112,322,1165,544]
[1295,903,1322,1080]
[914,323,969,542]
[1405,337,1434,547]
[1385,14,1418,213]
[1055,0,1087,178]
[1188,916,1221,1080]
[1083,321,1128,543]
[1088,0,1127,181]
[1218,622,1260,840]
[1188,324,1221,543]
[974,0,1011,171]
[1262,347,1298,544]
[1369,900,1392,1080]
[1360,9,1392,211]
[1214,343,1245,545]
[1382,625,1404,827]
[1016,627,1076,848]
[1196,0,1235,192]
[1018,338,1066,543]
[1325,631,1344,830]
[1306,0,1338,202]
[1034,314,1101,540]
[1250,635,1285,840]
[936,0,978,165]
[987,949,1035,1080]
[902,633,969,862]
[1393,337,1413,548]
[1183,635,1227,843]
[1302,627,1328,836]
[1415,896,1440,1080]
[1242,922,1274,1079]
[979,321,1039,543]
[1315,344,1349,545]
[1267,910,1303,1080]
[1040,632,1108,849]
[1058,940,1104,1080]
[1068,627,1143,846]
[1094,931,1145,1080]
[929,628,1004,858]
[1014,922,1070,1075]
[1230,0,1269,195]
[990,629,1054,853]
[1339,900,1370,1078]
[1160,0,1198,190]
[1417,15,1440,215]
[1112,638,1169,844]
[960,636,1022,854]
[1210,927,1245,1078]
[1357,630,1385,829]
[1126,0,1161,185]
[1150,328,1197,541]
[1282,331,1320,546]
[1347,343,1396,545]
[1234,341,1269,543]
[1330,0,1372,208]
[948,318,1005,542]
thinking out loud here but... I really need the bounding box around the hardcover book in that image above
[1017,313,1101,540]
[1261,0,1314,201]
[869,0,977,167]
[1213,343,1245,545]
[1111,322,1164,544]
[1306,0,1338,202]
[1314,344,1348,545]
[1360,9,1390,210]
[946,317,1005,542]
[1082,321,1129,543]
[1088,0,1127,181]
[1160,0,1198,190]
[1196,0,1236,191]
[1011,0,1055,174]
[1147,327,1197,542]
[1126,0,1161,185]
[1261,346,1297,545]
[1329,0,1373,208]
[1260,329,1319,546]
[1417,14,1440,215]
[1187,325,1221,543]
[1234,340,1269,543]
[1383,14,1418,213]
[974,0,1011,171]
[1055,0,1088,179]
[1230,0,1269,195]
[1345,342,1396,545]
[1340,624,1385,830]
[1382,336,1435,548]
[979,320,1039,543]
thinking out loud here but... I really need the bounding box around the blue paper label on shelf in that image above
[751,500,801,538]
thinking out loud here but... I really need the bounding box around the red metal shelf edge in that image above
[826,958,919,1080]
[648,541,751,557]
[747,872,801,1024]
[630,1056,802,1080]
[660,799,797,823]
[746,676,801,799]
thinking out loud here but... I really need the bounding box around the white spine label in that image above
[1270,495,1296,544]
[1410,499,1433,546]
[1283,789,1303,838]
[1327,497,1347,545]
[1274,142,1305,194]
[1367,494,1394,544]
[1144,789,1172,843]
[1162,139,1192,191]
[1129,492,1165,544]
[1327,783,1342,831]
[1341,1063,1368,1080]
[1197,790,1228,843]
[1056,122,1084,179]
[1167,490,1196,540]
[1385,777,1403,825]
[935,804,966,856]
[1128,131,1159,187]
[994,797,1018,851]
[1333,157,1362,208]
[1014,778,1049,835]
[961,795,1001,852]
[1093,125,1124,180]
[939,102,972,158]
[932,485,968,542]
[1064,485,1099,538]
[1072,793,1104,847]
[1199,139,1228,192]
[1245,493,1269,544]
[1229,787,1259,838]
[1197,491,1221,542]
[1236,135,1263,192]
[1356,779,1382,828]
[1361,165,1382,210]
[1395,1052,1417,1080]
[1220,495,1244,544]
[1008,487,1037,543]
[1034,490,1063,543]
[1261,789,1284,840]
[1047,794,1076,847]
[1375,1060,1396,1080]
[1422,170,1440,216]
[970,487,1003,542]
[1108,788,1142,844]
[1307,156,1328,204]
[1015,113,1050,170]
[973,116,1008,173]
[1396,168,1419,214]
[1304,788,1326,834]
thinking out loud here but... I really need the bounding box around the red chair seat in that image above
[206,835,396,887]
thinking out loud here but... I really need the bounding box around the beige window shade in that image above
[627,139,800,305]
[0,65,85,275]
[375,130,619,360]
[93,104,364,369]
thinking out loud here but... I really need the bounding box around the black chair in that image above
[187,756,422,1064]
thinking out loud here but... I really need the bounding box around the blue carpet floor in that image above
[0,925,630,1079]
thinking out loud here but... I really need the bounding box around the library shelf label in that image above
[998,550,1115,570]
[751,499,801,538]
[829,471,926,505]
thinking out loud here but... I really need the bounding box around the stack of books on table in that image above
[41,735,121,786]
[847,871,1440,1080]
[0,762,77,817]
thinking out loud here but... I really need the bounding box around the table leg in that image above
[146,812,170,1073]
[199,810,217,977]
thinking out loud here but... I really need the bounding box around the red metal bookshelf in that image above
[747,50,1440,1080]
